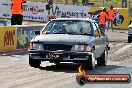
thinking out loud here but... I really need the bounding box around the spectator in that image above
[82,0,89,5]
[72,0,78,5]
[107,6,117,31]
[122,0,127,8]
[64,0,68,4]
[10,0,26,25]
[97,8,108,33]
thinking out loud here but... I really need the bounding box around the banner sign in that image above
[50,4,90,18]
[23,2,48,22]
[0,25,45,52]
[0,0,90,22]
[17,26,44,49]
[0,27,17,52]
[0,0,11,19]
[90,7,132,29]
[0,0,48,22]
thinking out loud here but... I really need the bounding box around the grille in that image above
[44,44,72,51]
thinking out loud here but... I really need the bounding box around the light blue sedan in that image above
[28,18,110,70]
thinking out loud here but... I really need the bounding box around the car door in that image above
[92,22,102,58]
[95,22,107,55]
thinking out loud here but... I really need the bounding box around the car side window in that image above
[94,22,105,36]
[92,22,100,37]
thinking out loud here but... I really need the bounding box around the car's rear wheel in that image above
[29,56,41,68]
[128,36,131,43]
[83,49,96,70]
[97,48,108,66]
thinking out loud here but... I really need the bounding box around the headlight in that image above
[30,43,44,50]
[71,44,91,52]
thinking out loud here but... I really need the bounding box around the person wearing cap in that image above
[97,8,108,33]
[107,6,117,31]
[10,0,26,25]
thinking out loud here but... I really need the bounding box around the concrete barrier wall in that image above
[0,19,11,26]
[0,26,17,52]
[0,25,45,53]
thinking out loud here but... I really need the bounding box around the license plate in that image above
[48,53,63,58]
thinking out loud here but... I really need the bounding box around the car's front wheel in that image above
[83,49,96,70]
[97,48,108,66]
[29,56,41,68]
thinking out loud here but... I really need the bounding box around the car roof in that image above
[51,18,96,22]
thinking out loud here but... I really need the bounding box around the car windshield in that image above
[42,20,92,35]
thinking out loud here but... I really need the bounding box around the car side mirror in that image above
[35,31,40,35]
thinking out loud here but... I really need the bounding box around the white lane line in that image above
[0,51,27,56]
[0,71,65,88]
[50,75,75,88]
[114,45,132,54]
[107,61,121,65]
[27,73,76,88]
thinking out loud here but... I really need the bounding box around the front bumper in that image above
[28,50,92,62]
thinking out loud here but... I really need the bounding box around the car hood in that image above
[31,34,95,45]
